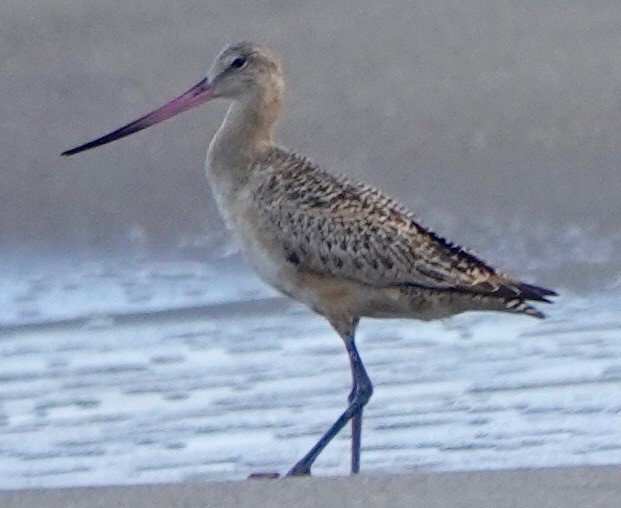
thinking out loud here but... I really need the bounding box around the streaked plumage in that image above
[232,145,555,321]
[63,41,556,477]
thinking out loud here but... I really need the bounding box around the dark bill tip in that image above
[61,78,212,157]
[61,118,145,156]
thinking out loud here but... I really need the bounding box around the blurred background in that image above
[0,0,620,490]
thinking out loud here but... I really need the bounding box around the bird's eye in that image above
[230,57,246,69]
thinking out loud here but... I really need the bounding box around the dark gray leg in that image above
[347,341,366,474]
[287,333,373,476]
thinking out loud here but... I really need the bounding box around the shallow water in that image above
[0,255,619,490]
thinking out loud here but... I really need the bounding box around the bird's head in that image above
[207,41,284,101]
[62,41,283,156]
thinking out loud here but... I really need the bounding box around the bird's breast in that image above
[205,166,292,293]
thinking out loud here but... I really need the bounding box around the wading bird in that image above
[63,41,556,477]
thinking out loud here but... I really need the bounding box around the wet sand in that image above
[1,465,620,507]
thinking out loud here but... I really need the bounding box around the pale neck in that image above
[208,87,283,167]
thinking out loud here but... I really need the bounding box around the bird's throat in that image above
[206,86,283,201]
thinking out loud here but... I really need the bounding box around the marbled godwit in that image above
[63,41,557,476]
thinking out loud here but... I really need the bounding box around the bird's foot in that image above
[285,463,312,477]
[248,472,281,479]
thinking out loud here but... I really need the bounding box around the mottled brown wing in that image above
[253,149,555,302]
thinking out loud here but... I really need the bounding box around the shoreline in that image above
[1,465,620,507]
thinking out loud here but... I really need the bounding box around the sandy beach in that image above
[1,465,620,507]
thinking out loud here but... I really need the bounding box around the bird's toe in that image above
[248,472,281,479]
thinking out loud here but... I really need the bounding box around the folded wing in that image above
[254,148,557,303]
